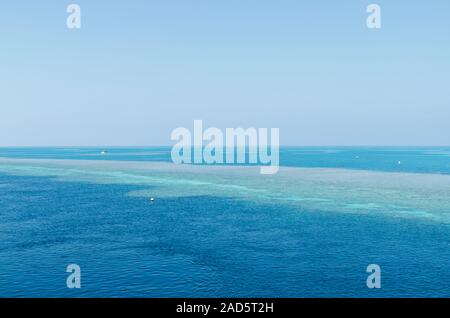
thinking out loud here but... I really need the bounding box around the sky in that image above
[1,0,449,146]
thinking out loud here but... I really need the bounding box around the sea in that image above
[0,147,449,297]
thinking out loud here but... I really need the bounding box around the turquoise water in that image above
[0,147,449,297]
[2,146,450,174]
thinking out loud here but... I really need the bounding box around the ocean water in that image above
[0,147,449,297]
[2,146,450,174]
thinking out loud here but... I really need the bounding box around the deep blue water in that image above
[0,174,449,297]
[0,147,449,297]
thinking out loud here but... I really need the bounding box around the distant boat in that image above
[100,150,108,155]
[150,197,155,202]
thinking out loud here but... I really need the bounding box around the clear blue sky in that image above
[1,0,449,146]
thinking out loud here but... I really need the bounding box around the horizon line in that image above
[1,145,450,148]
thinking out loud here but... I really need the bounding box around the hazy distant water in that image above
[0,147,449,297]
[2,146,450,174]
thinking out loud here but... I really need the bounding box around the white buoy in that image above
[398,161,401,165]
[100,150,108,155]
[150,197,155,202]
